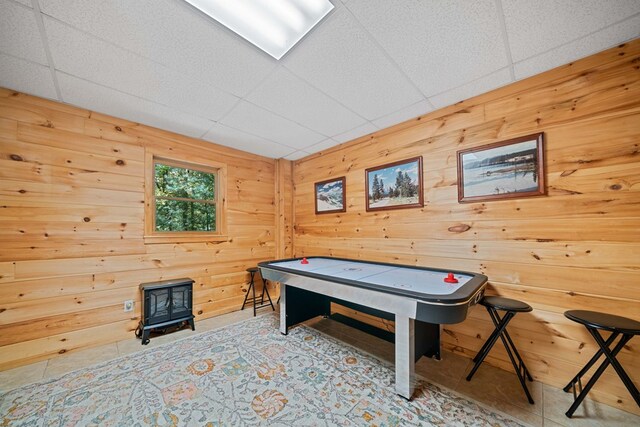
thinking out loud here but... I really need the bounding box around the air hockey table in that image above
[258,256,488,400]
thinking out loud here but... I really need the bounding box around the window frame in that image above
[144,152,227,244]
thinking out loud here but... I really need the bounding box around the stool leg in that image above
[565,331,629,418]
[589,331,639,407]
[241,271,255,311]
[488,309,534,404]
[262,278,275,311]
[499,323,533,381]
[563,332,618,392]
[466,310,515,381]
[252,273,257,317]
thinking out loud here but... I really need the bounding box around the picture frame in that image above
[457,133,545,203]
[314,176,346,214]
[365,156,423,212]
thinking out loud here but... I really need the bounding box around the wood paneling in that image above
[291,41,640,414]
[0,87,278,369]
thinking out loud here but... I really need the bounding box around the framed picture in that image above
[315,177,346,214]
[457,133,545,203]
[366,156,423,212]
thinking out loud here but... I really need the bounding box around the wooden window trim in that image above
[144,152,228,244]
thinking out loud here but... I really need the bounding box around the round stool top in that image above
[481,296,532,313]
[565,310,640,335]
[246,267,259,273]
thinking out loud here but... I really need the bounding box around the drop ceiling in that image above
[1,0,639,160]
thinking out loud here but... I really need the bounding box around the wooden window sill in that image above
[144,234,229,244]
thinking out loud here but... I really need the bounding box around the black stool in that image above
[466,296,535,404]
[241,267,275,316]
[563,310,640,418]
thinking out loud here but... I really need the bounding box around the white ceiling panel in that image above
[429,68,513,109]
[514,15,640,80]
[372,100,433,130]
[57,72,213,138]
[345,0,508,97]
[220,101,325,149]
[306,138,344,154]
[38,0,277,98]
[0,0,48,65]
[284,150,311,161]
[282,7,424,121]
[332,122,378,144]
[503,0,640,62]
[202,123,295,159]
[247,67,368,137]
[43,17,238,121]
[1,1,638,160]
[0,52,57,100]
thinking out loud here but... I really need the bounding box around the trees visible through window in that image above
[154,161,217,232]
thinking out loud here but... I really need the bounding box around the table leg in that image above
[395,314,415,400]
[279,284,287,335]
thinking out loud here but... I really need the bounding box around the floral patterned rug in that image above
[1,314,524,426]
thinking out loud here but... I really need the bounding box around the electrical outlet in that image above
[124,300,134,312]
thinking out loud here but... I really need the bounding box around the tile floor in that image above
[1,309,638,426]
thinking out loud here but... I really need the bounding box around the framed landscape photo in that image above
[314,177,346,214]
[457,133,545,203]
[366,156,423,212]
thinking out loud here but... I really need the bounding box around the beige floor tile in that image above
[415,350,471,390]
[44,343,119,379]
[543,418,567,427]
[542,384,640,427]
[457,360,543,413]
[0,360,47,393]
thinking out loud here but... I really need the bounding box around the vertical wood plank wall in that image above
[0,88,279,370]
[291,42,640,414]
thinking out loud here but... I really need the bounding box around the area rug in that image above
[0,314,524,426]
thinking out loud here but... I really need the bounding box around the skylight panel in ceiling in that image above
[184,0,334,60]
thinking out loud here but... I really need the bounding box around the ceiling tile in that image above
[57,72,213,138]
[220,101,325,149]
[371,100,432,130]
[283,8,424,120]
[0,0,48,64]
[38,0,277,98]
[247,67,367,136]
[43,17,238,121]
[202,123,294,159]
[514,15,640,80]
[429,68,513,109]
[283,150,311,161]
[332,122,378,144]
[345,0,508,96]
[503,0,640,62]
[0,52,57,99]
[305,138,343,154]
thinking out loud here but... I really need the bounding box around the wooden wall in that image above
[291,41,640,414]
[0,87,280,370]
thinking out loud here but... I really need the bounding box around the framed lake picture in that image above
[366,156,423,212]
[457,133,545,203]
[315,177,346,214]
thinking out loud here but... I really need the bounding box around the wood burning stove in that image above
[135,278,195,345]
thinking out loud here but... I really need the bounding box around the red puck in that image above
[301,258,309,264]
[444,272,458,284]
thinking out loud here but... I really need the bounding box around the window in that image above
[145,154,227,243]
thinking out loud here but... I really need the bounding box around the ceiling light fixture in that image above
[184,0,334,60]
